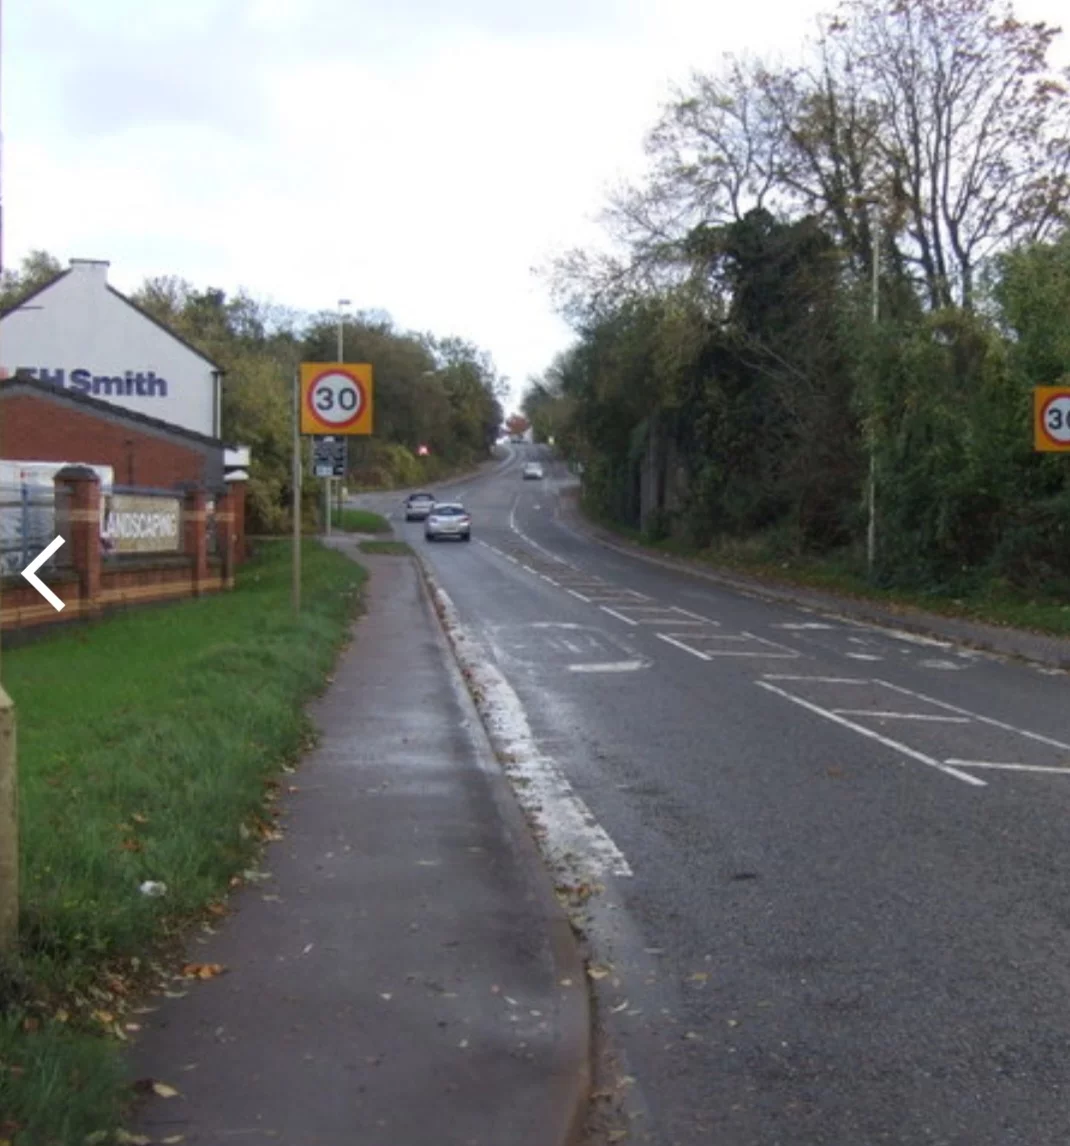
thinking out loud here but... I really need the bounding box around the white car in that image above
[522,462,544,480]
[425,503,471,542]
[404,492,436,521]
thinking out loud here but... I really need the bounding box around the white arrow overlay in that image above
[21,536,66,612]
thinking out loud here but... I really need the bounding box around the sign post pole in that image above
[292,368,301,614]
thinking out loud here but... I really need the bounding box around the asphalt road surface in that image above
[357,448,1070,1146]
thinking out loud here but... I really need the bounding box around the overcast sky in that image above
[4,0,1068,412]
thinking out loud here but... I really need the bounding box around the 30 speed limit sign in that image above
[1034,386,1070,452]
[300,363,374,435]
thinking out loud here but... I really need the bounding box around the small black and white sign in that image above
[312,435,347,478]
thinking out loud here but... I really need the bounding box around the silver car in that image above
[425,503,471,542]
[404,491,436,521]
[522,462,544,480]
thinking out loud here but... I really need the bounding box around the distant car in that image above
[522,462,544,480]
[404,492,436,521]
[425,503,471,542]
[511,435,525,444]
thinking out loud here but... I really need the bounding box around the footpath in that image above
[555,488,1070,672]
[128,548,588,1146]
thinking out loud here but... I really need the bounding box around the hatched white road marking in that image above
[774,622,836,630]
[877,680,1070,752]
[945,759,1070,774]
[656,632,711,661]
[755,681,986,787]
[568,661,647,673]
[601,606,639,626]
[763,675,869,684]
[832,710,971,723]
[567,589,590,602]
[846,653,884,661]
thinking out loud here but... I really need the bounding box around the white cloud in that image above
[6,0,1069,411]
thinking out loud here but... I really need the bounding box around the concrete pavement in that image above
[127,549,588,1146]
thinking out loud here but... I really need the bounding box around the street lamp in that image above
[853,196,881,577]
[326,298,351,536]
[337,298,350,363]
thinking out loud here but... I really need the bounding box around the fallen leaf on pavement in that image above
[688,972,709,983]
[161,1137,186,1144]
[181,963,226,980]
[611,1000,630,1013]
[587,965,611,980]
[152,1081,180,1098]
[115,1130,152,1145]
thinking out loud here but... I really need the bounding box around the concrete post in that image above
[0,686,17,953]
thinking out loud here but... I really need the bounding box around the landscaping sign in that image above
[102,494,182,554]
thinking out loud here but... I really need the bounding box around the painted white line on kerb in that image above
[877,680,1070,752]
[755,681,985,786]
[762,675,869,684]
[429,578,633,878]
[601,606,639,626]
[656,632,712,661]
[832,710,972,723]
[568,661,646,673]
[567,589,591,602]
[945,759,1070,774]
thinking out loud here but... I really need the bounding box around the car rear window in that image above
[433,506,464,516]
[410,493,433,500]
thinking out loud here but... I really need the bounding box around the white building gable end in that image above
[0,259,222,438]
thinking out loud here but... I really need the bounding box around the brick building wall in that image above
[0,380,224,489]
[2,394,209,487]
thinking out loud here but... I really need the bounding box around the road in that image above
[355,447,1070,1146]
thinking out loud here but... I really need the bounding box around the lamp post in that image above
[325,298,351,535]
[867,216,879,576]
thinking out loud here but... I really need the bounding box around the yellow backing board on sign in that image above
[1033,386,1070,452]
[300,363,374,435]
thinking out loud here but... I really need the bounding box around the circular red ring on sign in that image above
[1039,392,1070,447]
[305,368,366,429]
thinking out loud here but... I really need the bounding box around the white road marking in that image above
[531,622,584,629]
[845,653,884,661]
[919,659,969,670]
[568,661,647,673]
[429,579,633,878]
[755,681,986,787]
[762,675,869,684]
[601,606,639,626]
[832,710,971,723]
[945,759,1070,774]
[876,680,1070,752]
[567,589,590,602]
[656,632,712,661]
[774,622,836,630]
[670,606,721,624]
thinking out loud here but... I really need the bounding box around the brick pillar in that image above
[54,465,101,618]
[223,477,248,566]
[183,488,209,596]
[216,485,238,588]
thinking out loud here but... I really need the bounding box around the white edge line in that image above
[876,680,1070,751]
[945,759,1070,773]
[601,606,639,626]
[755,681,986,787]
[656,632,711,661]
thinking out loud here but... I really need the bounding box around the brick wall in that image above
[1,394,211,488]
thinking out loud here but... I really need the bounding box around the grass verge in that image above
[358,540,413,556]
[584,507,1070,639]
[0,539,366,1145]
[330,507,392,533]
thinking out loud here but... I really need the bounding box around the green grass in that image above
[358,540,413,556]
[330,507,392,533]
[0,539,366,1144]
[586,509,1070,639]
